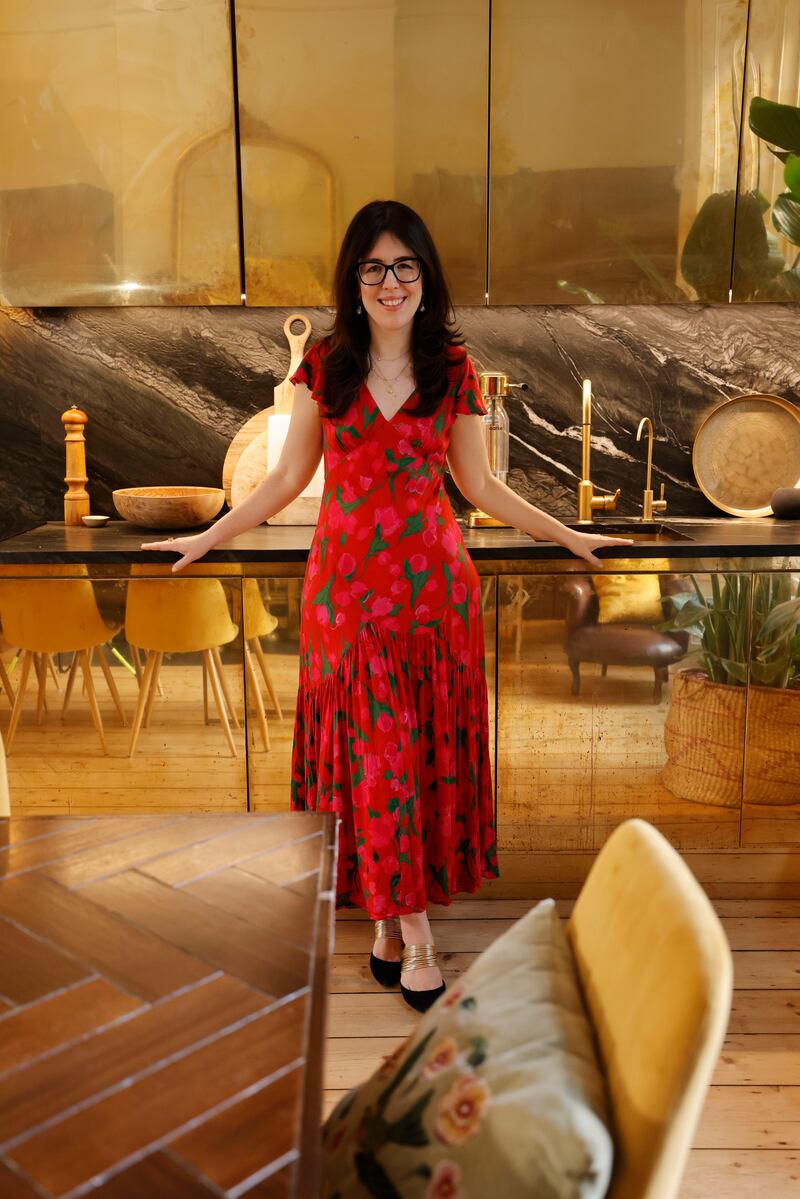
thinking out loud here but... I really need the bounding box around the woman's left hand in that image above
[563,530,635,570]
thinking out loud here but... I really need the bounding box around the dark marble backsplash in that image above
[1,302,799,541]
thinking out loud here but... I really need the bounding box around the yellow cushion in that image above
[322,899,613,1198]
[594,562,668,624]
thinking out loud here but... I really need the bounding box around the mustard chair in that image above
[0,580,125,753]
[242,579,283,752]
[0,729,9,817]
[124,578,241,757]
[567,819,733,1199]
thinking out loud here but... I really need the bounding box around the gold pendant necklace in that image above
[370,356,411,398]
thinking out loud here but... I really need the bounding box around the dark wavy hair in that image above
[319,200,464,419]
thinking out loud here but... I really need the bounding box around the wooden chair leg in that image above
[203,649,237,757]
[600,663,608,678]
[128,650,158,757]
[211,646,240,730]
[78,649,108,754]
[61,653,80,719]
[653,666,668,704]
[131,645,143,687]
[5,650,33,751]
[47,654,60,690]
[0,656,15,707]
[252,637,283,720]
[202,656,210,724]
[35,653,48,725]
[245,642,270,752]
[143,652,163,728]
[96,645,127,726]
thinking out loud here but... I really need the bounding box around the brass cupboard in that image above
[2,0,799,307]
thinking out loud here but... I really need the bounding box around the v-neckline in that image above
[364,382,418,426]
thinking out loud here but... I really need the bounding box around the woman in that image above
[147,200,630,1011]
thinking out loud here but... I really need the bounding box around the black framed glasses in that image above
[356,258,422,285]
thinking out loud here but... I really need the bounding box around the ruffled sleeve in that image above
[290,341,325,405]
[452,354,487,416]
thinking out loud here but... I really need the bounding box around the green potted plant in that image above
[659,572,800,807]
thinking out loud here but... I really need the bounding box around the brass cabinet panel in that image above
[741,570,800,844]
[732,0,800,299]
[0,1,240,306]
[235,0,488,305]
[490,0,747,304]
[496,573,745,852]
[0,575,247,812]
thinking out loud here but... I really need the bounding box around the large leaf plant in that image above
[661,572,800,689]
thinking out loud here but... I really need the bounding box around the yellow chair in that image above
[0,729,9,817]
[0,580,124,753]
[124,578,241,757]
[242,579,283,751]
[567,819,733,1199]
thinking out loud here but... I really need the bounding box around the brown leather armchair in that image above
[562,575,689,702]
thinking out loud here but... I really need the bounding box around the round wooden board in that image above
[222,407,273,506]
[692,393,800,517]
[230,429,270,510]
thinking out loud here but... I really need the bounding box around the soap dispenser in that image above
[466,371,527,529]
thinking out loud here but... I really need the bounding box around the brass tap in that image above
[576,379,621,522]
[635,416,667,520]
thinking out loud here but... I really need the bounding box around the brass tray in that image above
[692,393,800,517]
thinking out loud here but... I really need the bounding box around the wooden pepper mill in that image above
[61,406,90,525]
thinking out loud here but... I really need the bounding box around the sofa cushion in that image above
[322,899,614,1198]
[593,569,665,625]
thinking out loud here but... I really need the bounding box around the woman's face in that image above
[357,232,423,333]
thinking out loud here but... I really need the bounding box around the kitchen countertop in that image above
[0,517,798,565]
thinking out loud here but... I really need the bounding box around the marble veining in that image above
[1,302,799,540]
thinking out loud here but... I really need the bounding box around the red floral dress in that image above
[289,343,498,918]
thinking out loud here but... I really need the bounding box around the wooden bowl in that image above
[112,486,225,529]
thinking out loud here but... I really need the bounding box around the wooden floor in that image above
[324,898,800,1198]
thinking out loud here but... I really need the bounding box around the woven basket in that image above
[662,671,746,808]
[745,685,800,806]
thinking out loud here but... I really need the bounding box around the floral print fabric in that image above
[321,899,614,1198]
[289,343,498,917]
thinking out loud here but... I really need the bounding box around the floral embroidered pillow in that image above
[321,899,613,1199]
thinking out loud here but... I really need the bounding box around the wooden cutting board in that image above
[231,429,321,525]
[221,313,312,505]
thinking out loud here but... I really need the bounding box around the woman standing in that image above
[148,200,630,1011]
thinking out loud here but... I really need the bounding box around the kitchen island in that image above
[0,518,798,897]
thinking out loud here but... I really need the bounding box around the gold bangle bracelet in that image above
[375,918,402,940]
[401,944,439,971]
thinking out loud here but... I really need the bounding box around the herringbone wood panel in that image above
[0,812,336,1198]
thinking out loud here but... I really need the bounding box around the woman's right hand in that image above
[141,531,211,573]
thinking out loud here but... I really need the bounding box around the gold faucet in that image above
[576,379,621,522]
[635,417,667,520]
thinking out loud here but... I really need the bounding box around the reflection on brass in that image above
[234,0,488,305]
[0,1,239,306]
[576,380,621,522]
[692,393,800,517]
[490,0,748,304]
[732,0,800,300]
[635,417,668,521]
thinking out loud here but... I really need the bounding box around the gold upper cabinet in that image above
[234,0,489,306]
[0,0,240,306]
[732,0,800,300]
[490,0,748,304]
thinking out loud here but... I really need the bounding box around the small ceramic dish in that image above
[81,514,110,528]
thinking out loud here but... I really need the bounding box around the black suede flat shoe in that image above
[400,979,446,1013]
[370,954,403,988]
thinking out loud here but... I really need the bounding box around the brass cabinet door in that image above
[0,1,241,306]
[234,0,489,305]
[732,0,800,300]
[489,0,748,305]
